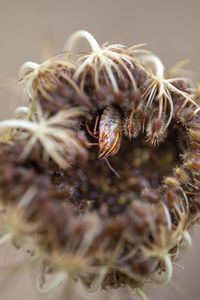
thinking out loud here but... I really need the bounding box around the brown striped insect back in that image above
[98,106,122,159]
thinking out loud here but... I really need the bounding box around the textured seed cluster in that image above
[0,30,200,296]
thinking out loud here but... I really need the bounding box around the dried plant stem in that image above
[36,271,68,294]
[64,30,101,53]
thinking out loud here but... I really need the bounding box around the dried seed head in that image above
[146,114,167,145]
[187,160,200,172]
[0,30,200,297]
[174,105,195,124]
[0,104,89,168]
[64,30,145,95]
[140,54,199,130]
[123,110,141,140]
[176,167,190,183]
[19,56,91,115]
[142,188,161,203]
[164,177,180,189]
[188,126,200,140]
[190,140,200,151]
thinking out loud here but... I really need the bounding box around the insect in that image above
[86,105,122,176]
[98,106,122,159]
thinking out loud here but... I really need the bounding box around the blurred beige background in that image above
[0,0,200,299]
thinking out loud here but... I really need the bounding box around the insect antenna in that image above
[104,158,120,178]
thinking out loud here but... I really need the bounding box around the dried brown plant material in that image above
[0,30,200,298]
[0,105,88,167]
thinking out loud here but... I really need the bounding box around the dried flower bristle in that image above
[0,30,200,297]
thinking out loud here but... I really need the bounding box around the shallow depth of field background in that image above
[0,0,200,299]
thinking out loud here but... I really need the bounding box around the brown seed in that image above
[176,167,190,183]
[190,141,200,150]
[180,109,194,123]
[166,188,178,209]
[187,160,200,171]
[164,177,180,188]
[189,128,200,140]
[123,110,141,140]
[146,115,167,145]
[142,188,161,203]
